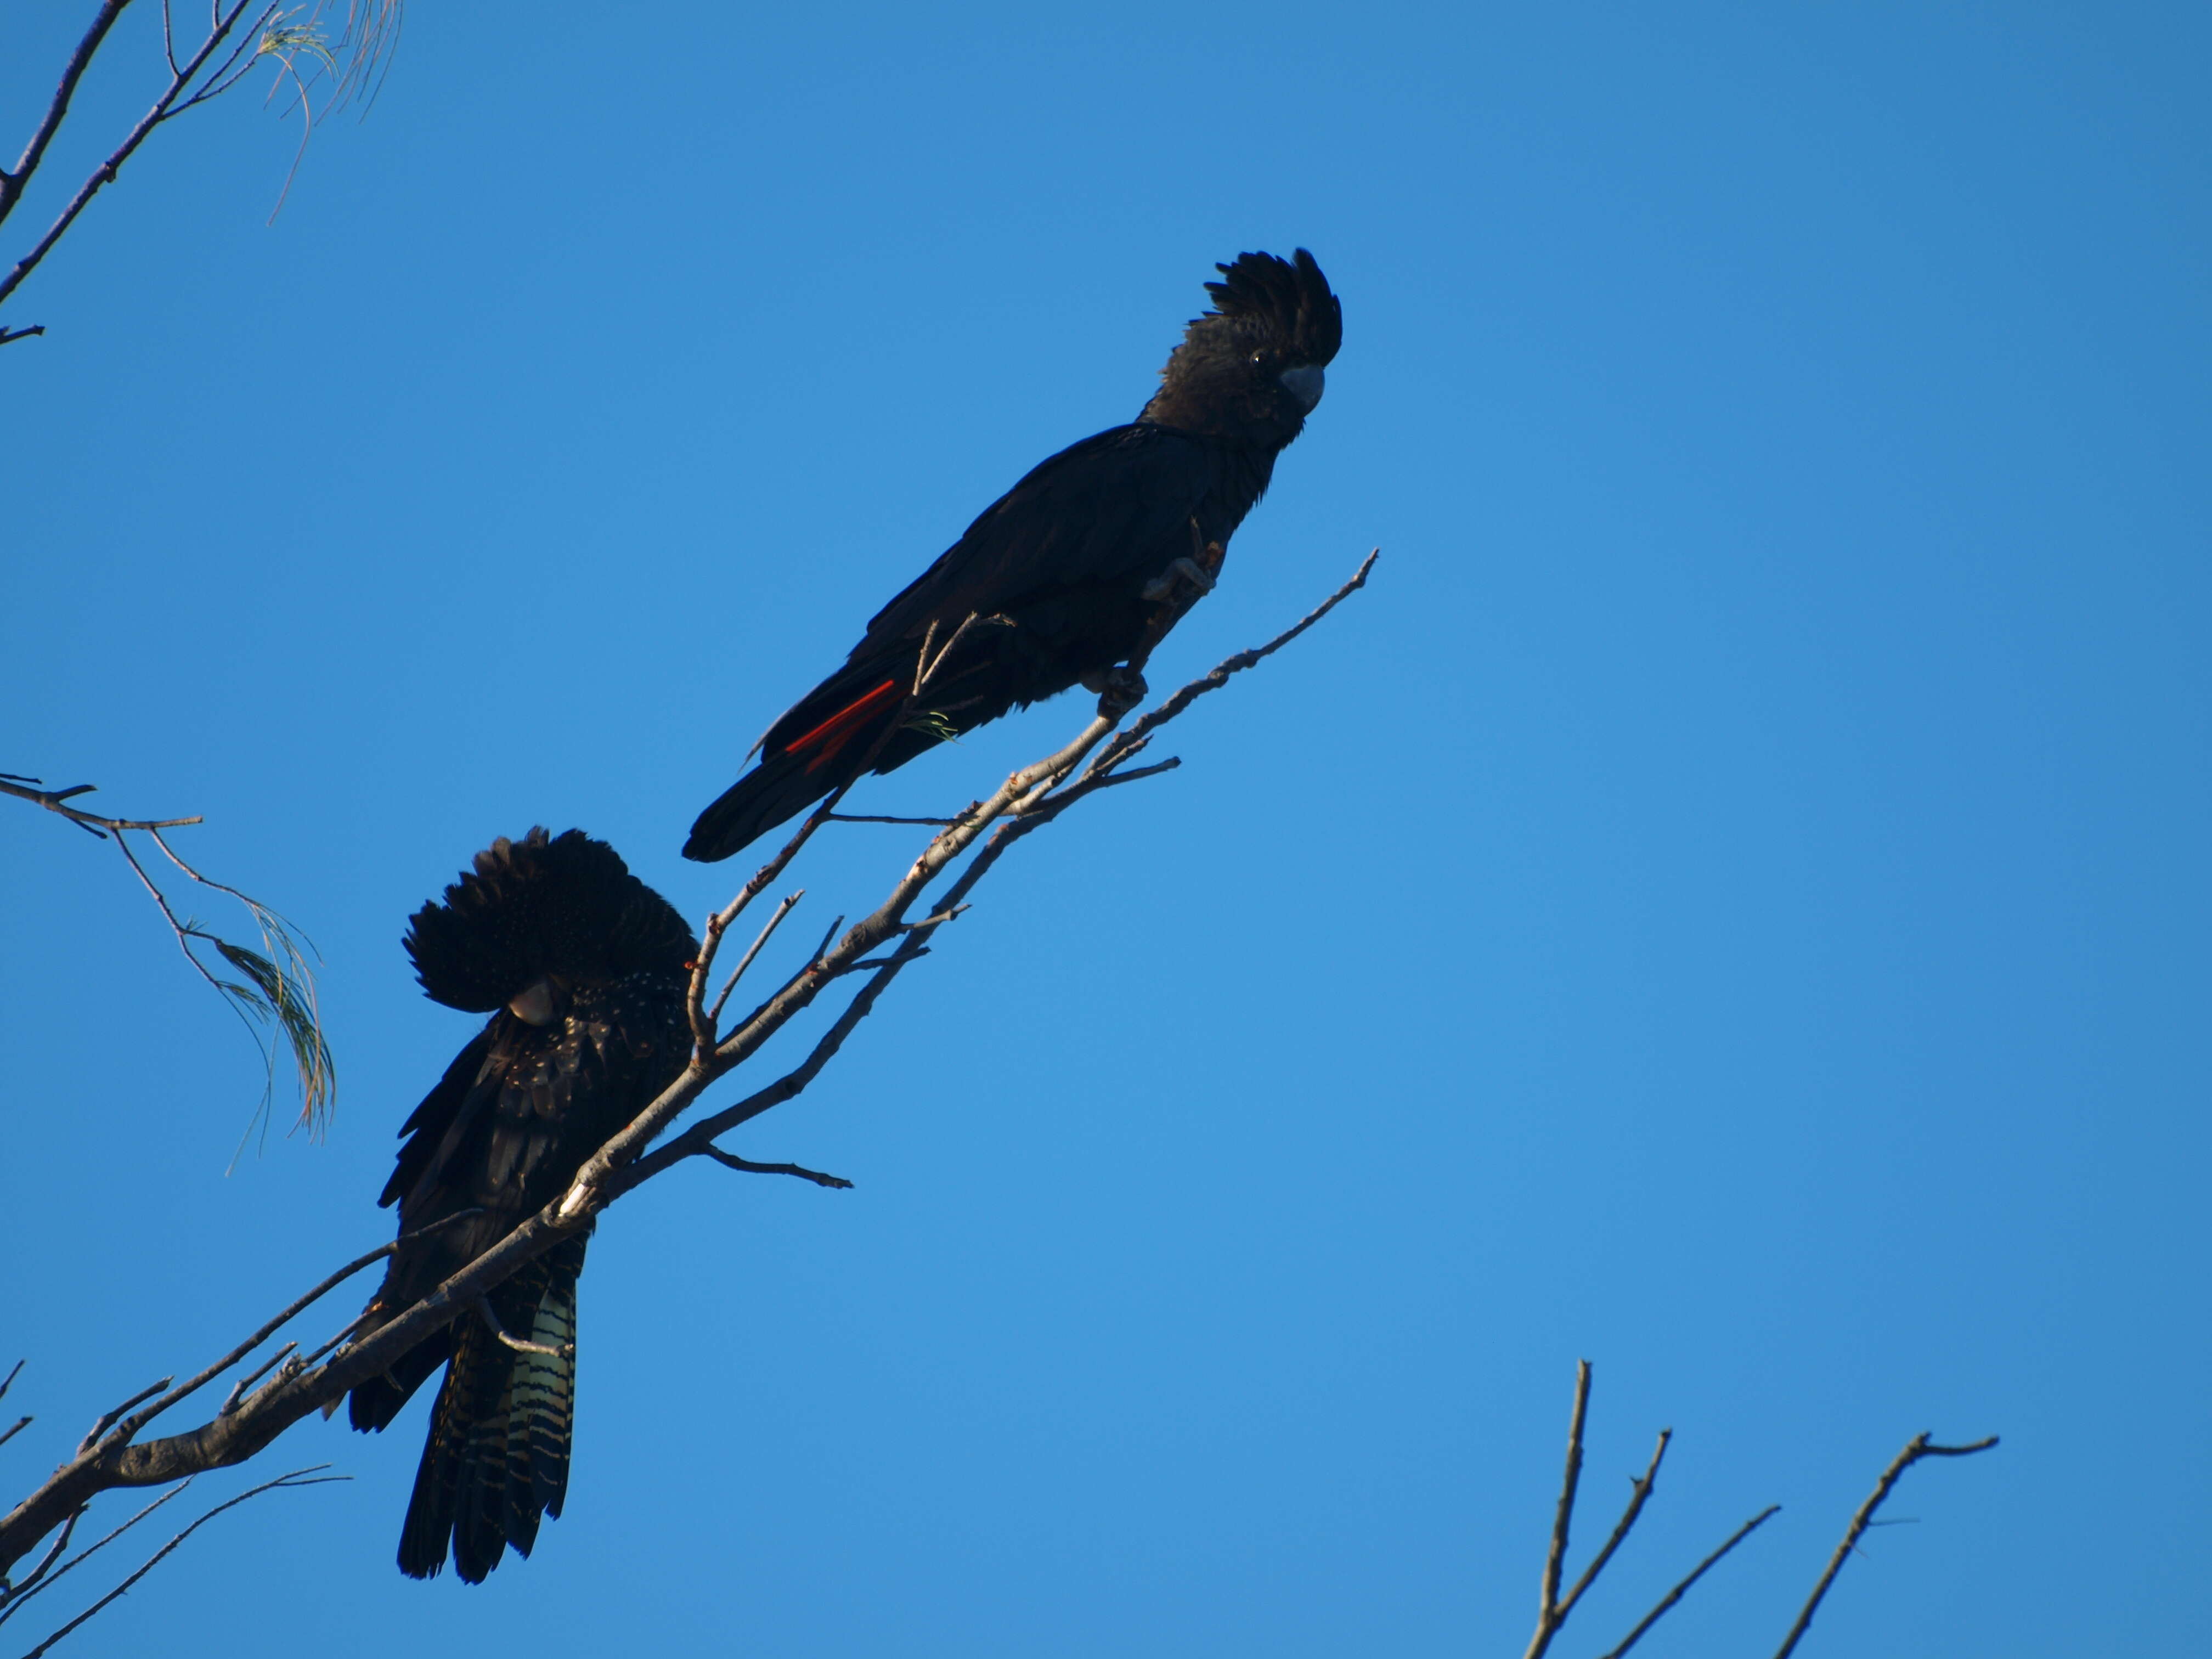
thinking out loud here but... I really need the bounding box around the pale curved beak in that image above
[1279,364,1325,411]
[507,979,556,1026]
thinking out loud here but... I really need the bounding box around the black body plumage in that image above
[682,247,1342,863]
[347,828,696,1582]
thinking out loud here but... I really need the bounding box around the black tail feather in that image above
[346,1327,451,1434]
[396,1238,585,1583]
[683,747,847,864]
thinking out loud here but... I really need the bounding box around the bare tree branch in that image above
[1771,1431,2000,1659]
[1,0,400,343]
[0,1,274,326]
[3,776,333,1143]
[0,1,132,235]
[1522,1358,1593,1659]
[10,1467,343,1658]
[0,554,1383,1582]
[0,1483,187,1627]
[1558,1427,1669,1623]
[473,1300,570,1361]
[700,1148,853,1189]
[1594,1504,1781,1659]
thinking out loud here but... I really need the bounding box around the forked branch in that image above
[3,774,333,1145]
[1771,1430,2000,1659]
[0,552,1381,1582]
[1,1,405,341]
[1515,1361,1995,1659]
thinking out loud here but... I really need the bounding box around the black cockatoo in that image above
[682,247,1342,863]
[345,828,695,1582]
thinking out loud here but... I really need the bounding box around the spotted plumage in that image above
[346,828,695,1582]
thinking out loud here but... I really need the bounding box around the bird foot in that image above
[1141,556,1218,602]
[1089,664,1149,718]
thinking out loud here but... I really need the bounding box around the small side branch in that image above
[0,776,202,837]
[1772,1432,2000,1659]
[708,890,804,1028]
[10,1466,343,1659]
[0,2,275,319]
[1082,548,1378,786]
[78,1383,172,1458]
[4,774,332,1144]
[0,1488,173,1628]
[1557,1427,1671,1622]
[1522,1358,1593,1659]
[475,1300,571,1360]
[701,1148,853,1189]
[0,1,131,234]
[1596,1505,1781,1659]
[0,555,1379,1581]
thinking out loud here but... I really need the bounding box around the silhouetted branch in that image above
[0,1483,183,1628]
[1772,1431,2000,1659]
[701,1149,854,1189]
[0,553,1381,1584]
[1522,1358,1593,1659]
[707,890,803,1028]
[1,0,401,343]
[1559,1427,1670,1621]
[4,775,332,1144]
[9,1467,343,1658]
[1595,1505,1781,1659]
[474,1300,571,1361]
[0,2,131,236]
[0,1,274,329]
[1511,1361,1995,1659]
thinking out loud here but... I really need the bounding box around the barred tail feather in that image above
[397,1239,585,1582]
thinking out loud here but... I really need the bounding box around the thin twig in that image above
[0,1509,78,1620]
[824,813,959,826]
[13,1468,343,1659]
[1772,1432,1999,1659]
[113,1207,481,1445]
[0,777,202,837]
[5,774,332,1142]
[0,1486,184,1628]
[294,1310,373,1370]
[1083,548,1379,785]
[0,555,1378,1581]
[0,2,270,317]
[1522,1358,1593,1659]
[708,891,803,1027]
[474,1299,570,1359]
[0,2,131,234]
[700,1148,853,1189]
[1556,1428,1671,1622]
[1595,1505,1781,1659]
[77,1383,172,1458]
[216,1344,294,1415]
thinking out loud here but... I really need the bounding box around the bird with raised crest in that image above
[682,247,1343,864]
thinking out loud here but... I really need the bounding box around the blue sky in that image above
[2,3,2206,1654]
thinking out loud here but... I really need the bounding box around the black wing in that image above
[854,422,1217,652]
[348,969,686,1431]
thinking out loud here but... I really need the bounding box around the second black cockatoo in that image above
[345,828,695,1583]
[682,246,1342,863]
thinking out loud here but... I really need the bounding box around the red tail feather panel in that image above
[783,677,901,774]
